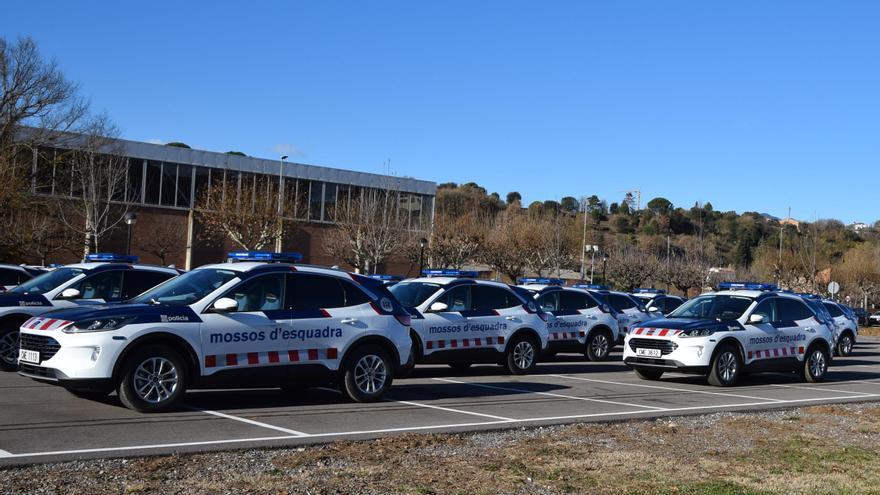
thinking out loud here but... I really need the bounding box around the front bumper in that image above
[18,328,126,381]
[622,335,714,370]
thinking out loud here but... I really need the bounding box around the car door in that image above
[417,285,470,355]
[742,298,781,367]
[467,285,521,349]
[775,298,818,358]
[199,272,291,373]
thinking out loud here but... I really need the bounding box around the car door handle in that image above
[505,316,519,321]
[341,318,360,325]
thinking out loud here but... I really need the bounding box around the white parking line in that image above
[390,399,514,421]
[4,392,877,460]
[0,449,11,458]
[432,377,668,411]
[548,374,785,403]
[195,408,309,436]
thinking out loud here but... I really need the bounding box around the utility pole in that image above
[580,196,588,280]
[275,155,288,252]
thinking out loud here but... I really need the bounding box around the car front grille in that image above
[18,363,58,379]
[19,334,61,361]
[628,338,678,356]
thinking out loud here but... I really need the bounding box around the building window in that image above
[160,162,177,206]
[128,158,144,203]
[177,164,193,207]
[145,160,162,205]
[409,194,423,230]
[323,183,337,222]
[34,148,55,195]
[309,181,324,221]
[193,166,210,207]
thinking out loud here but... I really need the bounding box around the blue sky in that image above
[4,1,879,223]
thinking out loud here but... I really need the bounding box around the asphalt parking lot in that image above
[3,337,880,466]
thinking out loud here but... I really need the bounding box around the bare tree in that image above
[323,187,409,274]
[140,220,187,265]
[481,210,530,282]
[412,212,485,269]
[606,246,660,291]
[197,174,295,251]
[0,202,75,264]
[659,254,705,296]
[838,243,880,309]
[54,115,133,256]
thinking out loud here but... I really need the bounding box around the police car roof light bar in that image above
[633,288,666,294]
[84,253,139,264]
[369,274,404,281]
[517,277,563,285]
[572,284,610,290]
[717,282,778,291]
[227,251,303,263]
[421,269,479,278]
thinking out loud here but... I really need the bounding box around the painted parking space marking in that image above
[194,408,309,436]
[548,374,786,403]
[390,399,515,422]
[432,377,668,411]
[0,449,11,458]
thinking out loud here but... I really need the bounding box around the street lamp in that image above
[124,212,138,256]
[275,155,288,252]
[418,237,428,273]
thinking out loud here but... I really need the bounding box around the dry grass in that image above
[5,402,880,494]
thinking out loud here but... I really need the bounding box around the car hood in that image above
[0,293,51,308]
[638,318,742,331]
[38,303,202,324]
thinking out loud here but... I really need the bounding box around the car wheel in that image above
[505,335,538,375]
[634,369,663,381]
[837,333,854,357]
[0,328,20,372]
[801,346,829,383]
[585,330,611,361]
[448,362,472,371]
[708,345,741,387]
[341,344,393,402]
[117,345,188,413]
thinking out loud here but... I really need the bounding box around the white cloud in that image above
[147,138,164,145]
[271,143,305,157]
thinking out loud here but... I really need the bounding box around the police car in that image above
[517,278,620,361]
[18,252,412,412]
[630,288,686,316]
[820,298,858,357]
[623,282,835,386]
[0,264,47,291]
[389,269,549,374]
[0,254,178,371]
[578,285,658,341]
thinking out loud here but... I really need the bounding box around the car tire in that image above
[634,369,663,381]
[801,345,829,383]
[585,330,612,362]
[448,362,472,371]
[708,344,741,387]
[505,335,538,375]
[117,345,188,413]
[341,344,393,403]
[0,327,20,372]
[837,333,854,357]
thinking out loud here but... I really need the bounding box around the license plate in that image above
[19,349,40,364]
[636,348,661,358]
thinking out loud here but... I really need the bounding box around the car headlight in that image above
[64,317,136,333]
[679,328,715,338]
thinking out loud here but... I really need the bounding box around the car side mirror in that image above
[429,301,449,313]
[212,297,238,313]
[59,288,81,299]
[748,314,765,324]
[647,306,660,313]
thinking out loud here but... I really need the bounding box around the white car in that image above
[1,254,178,371]
[18,252,413,412]
[623,282,835,386]
[630,288,686,315]
[0,264,47,291]
[578,285,659,341]
[517,278,620,361]
[389,270,549,374]
[820,299,858,357]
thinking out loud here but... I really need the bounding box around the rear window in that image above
[778,298,815,322]
[471,285,521,310]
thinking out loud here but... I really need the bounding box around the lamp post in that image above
[602,255,608,284]
[275,155,288,252]
[418,237,428,274]
[124,212,138,256]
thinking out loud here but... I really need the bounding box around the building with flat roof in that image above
[24,136,435,272]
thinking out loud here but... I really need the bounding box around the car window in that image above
[560,291,591,310]
[224,273,285,312]
[665,298,685,312]
[122,270,176,300]
[823,303,844,318]
[341,280,372,306]
[471,285,519,310]
[777,298,814,322]
[72,271,124,299]
[536,292,559,312]
[435,285,471,312]
[0,269,20,286]
[388,282,442,308]
[10,267,85,295]
[287,273,349,310]
[751,299,777,322]
[607,293,636,311]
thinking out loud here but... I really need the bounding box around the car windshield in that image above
[669,294,754,321]
[131,268,238,306]
[9,267,85,295]
[388,282,442,308]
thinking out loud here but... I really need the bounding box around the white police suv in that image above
[517,278,620,361]
[18,252,412,412]
[819,298,858,357]
[630,288,686,316]
[389,270,549,374]
[0,264,47,291]
[623,282,835,386]
[1,254,178,371]
[578,285,658,342]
